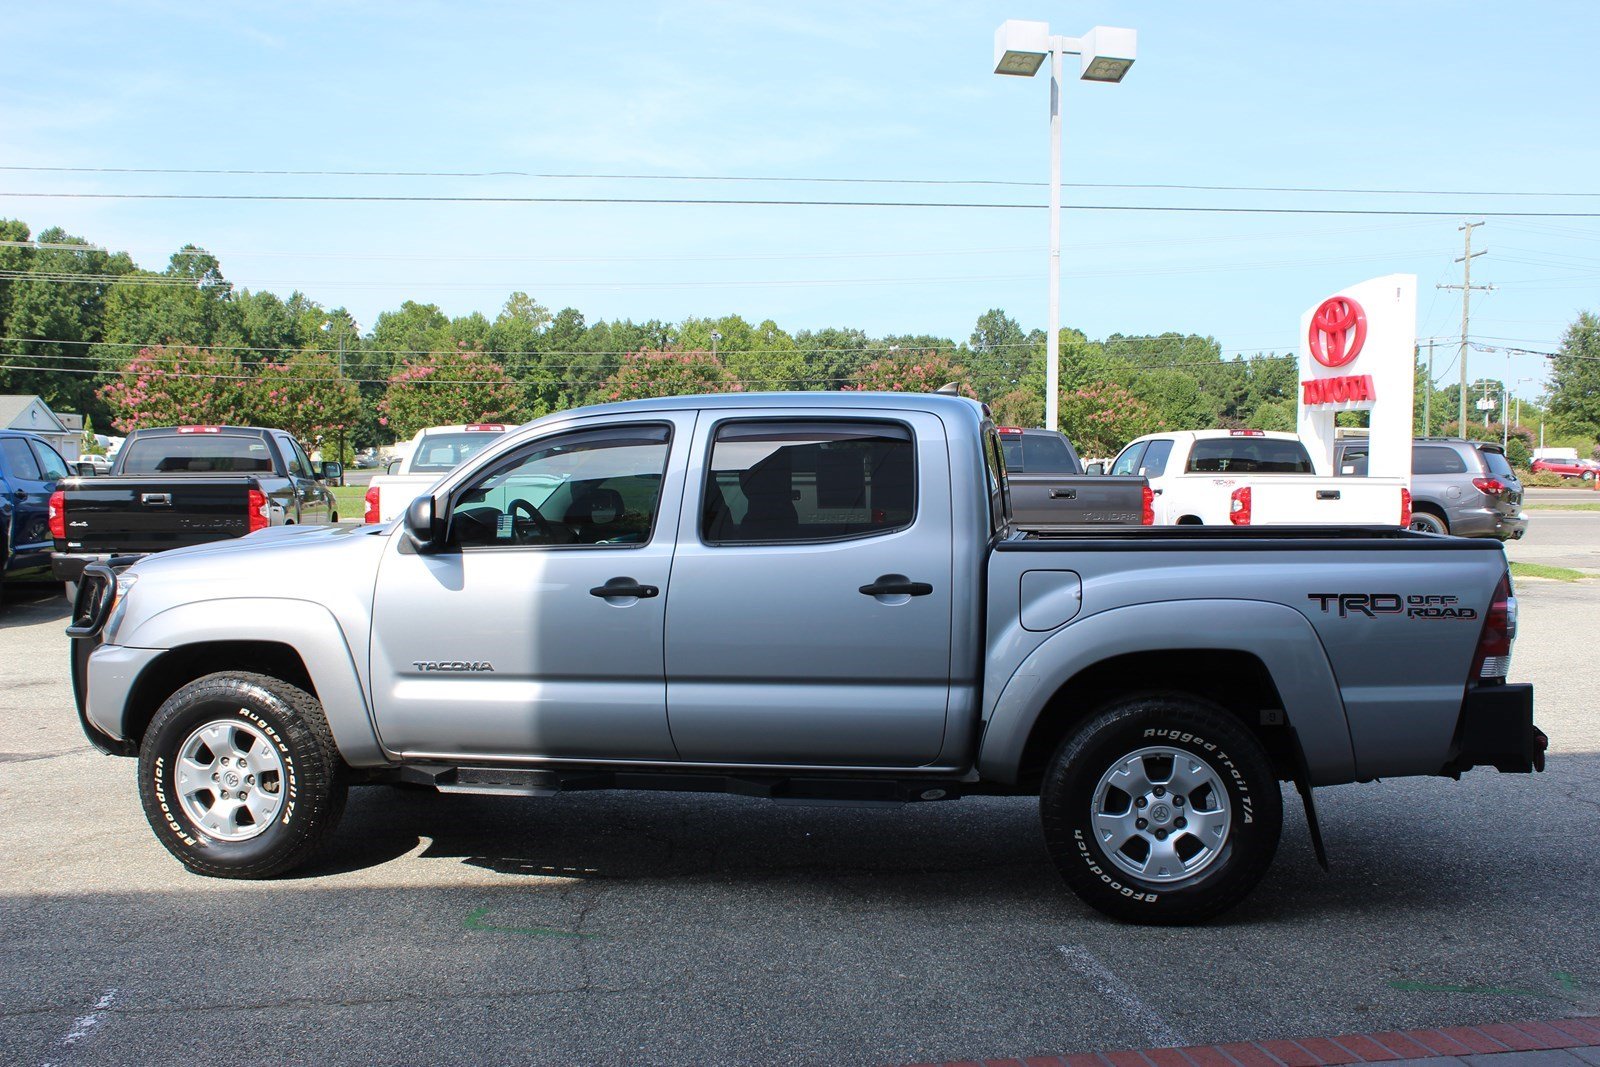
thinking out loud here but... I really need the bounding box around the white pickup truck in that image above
[1110,429,1409,527]
[362,423,510,523]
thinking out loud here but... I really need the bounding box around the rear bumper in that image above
[1441,683,1545,775]
[53,552,106,583]
[1446,504,1527,541]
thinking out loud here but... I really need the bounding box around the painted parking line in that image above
[1057,944,1190,1049]
[39,987,118,1067]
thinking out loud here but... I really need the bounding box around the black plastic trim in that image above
[1442,683,1544,774]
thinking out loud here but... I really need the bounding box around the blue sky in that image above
[4,1,1599,404]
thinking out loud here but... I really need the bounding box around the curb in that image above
[905,1016,1600,1067]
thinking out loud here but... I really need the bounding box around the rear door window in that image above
[703,420,915,545]
[1413,446,1467,475]
[29,440,70,481]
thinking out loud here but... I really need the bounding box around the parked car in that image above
[75,453,112,476]
[1529,455,1598,482]
[364,423,511,523]
[1336,437,1527,540]
[1113,429,1408,527]
[996,426,1151,526]
[51,425,342,595]
[68,393,1541,924]
[0,429,72,607]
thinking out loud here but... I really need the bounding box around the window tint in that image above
[284,438,315,478]
[1414,445,1467,475]
[1338,444,1370,476]
[1186,438,1313,474]
[29,440,69,480]
[1481,448,1516,480]
[1110,441,1148,477]
[410,431,504,473]
[1,437,41,480]
[450,424,670,548]
[120,435,275,473]
[1140,439,1174,478]
[1001,432,1081,474]
[703,420,915,544]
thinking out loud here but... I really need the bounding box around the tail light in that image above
[1141,485,1154,526]
[1400,488,1412,527]
[1229,486,1251,526]
[364,485,381,524]
[1472,477,1505,496]
[246,488,270,533]
[1469,572,1516,683]
[49,490,66,540]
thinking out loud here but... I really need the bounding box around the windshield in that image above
[408,431,505,474]
[119,435,275,474]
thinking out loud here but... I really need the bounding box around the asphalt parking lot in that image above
[3,515,1597,1066]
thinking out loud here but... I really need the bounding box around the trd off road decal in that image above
[1306,593,1478,620]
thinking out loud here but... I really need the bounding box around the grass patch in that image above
[1510,562,1589,582]
[1525,502,1600,511]
[331,484,368,519]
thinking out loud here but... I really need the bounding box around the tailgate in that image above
[59,477,257,554]
[1248,478,1405,526]
[1009,474,1146,526]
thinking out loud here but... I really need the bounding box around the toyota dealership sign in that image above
[1297,274,1416,480]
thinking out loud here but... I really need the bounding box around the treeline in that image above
[0,218,1385,452]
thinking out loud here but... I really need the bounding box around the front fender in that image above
[978,599,1354,786]
[118,597,387,767]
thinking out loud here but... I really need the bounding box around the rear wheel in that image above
[1041,694,1282,924]
[1409,510,1448,535]
[138,671,347,878]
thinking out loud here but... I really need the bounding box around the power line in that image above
[7,190,1600,217]
[5,163,1600,198]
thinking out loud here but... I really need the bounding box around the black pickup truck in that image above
[51,425,341,592]
[999,426,1151,527]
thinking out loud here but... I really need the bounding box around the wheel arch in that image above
[111,598,387,766]
[978,599,1354,790]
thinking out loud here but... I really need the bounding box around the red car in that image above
[1531,456,1599,481]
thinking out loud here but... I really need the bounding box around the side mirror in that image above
[1084,462,1105,476]
[403,495,443,550]
[320,461,343,482]
[76,462,98,477]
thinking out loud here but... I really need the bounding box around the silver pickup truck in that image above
[67,393,1543,923]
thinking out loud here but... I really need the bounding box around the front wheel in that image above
[1041,694,1282,924]
[1584,471,1595,483]
[138,672,348,878]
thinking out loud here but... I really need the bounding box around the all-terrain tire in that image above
[1041,693,1282,924]
[138,671,348,878]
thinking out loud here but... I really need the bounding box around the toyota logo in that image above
[1308,296,1367,368]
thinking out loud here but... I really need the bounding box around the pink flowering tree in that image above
[599,349,738,401]
[1059,382,1165,456]
[377,346,525,439]
[845,351,975,397]
[98,346,257,431]
[249,351,361,445]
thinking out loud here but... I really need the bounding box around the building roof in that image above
[0,395,69,434]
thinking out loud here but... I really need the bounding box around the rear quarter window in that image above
[1481,449,1516,480]
[1413,446,1468,475]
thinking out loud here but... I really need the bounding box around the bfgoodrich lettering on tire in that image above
[138,671,347,879]
[1041,693,1282,924]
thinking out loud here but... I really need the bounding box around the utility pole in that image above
[1424,339,1434,434]
[1437,221,1492,434]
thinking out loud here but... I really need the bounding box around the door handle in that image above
[589,577,659,599]
[858,574,934,597]
[1048,487,1077,500]
[1316,490,1341,500]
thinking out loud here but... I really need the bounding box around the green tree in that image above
[968,308,1035,397]
[1059,382,1165,456]
[847,350,975,396]
[99,346,257,431]
[1547,312,1600,444]
[250,351,361,445]
[599,349,737,402]
[377,347,526,439]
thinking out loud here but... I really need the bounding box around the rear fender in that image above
[979,599,1354,785]
[119,598,386,766]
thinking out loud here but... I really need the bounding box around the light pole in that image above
[321,317,355,486]
[993,20,1137,431]
[710,329,722,361]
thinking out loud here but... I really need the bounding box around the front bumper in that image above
[1441,683,1545,775]
[67,562,157,757]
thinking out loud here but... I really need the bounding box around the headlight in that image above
[104,572,138,643]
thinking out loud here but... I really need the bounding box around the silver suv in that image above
[1336,437,1527,540]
